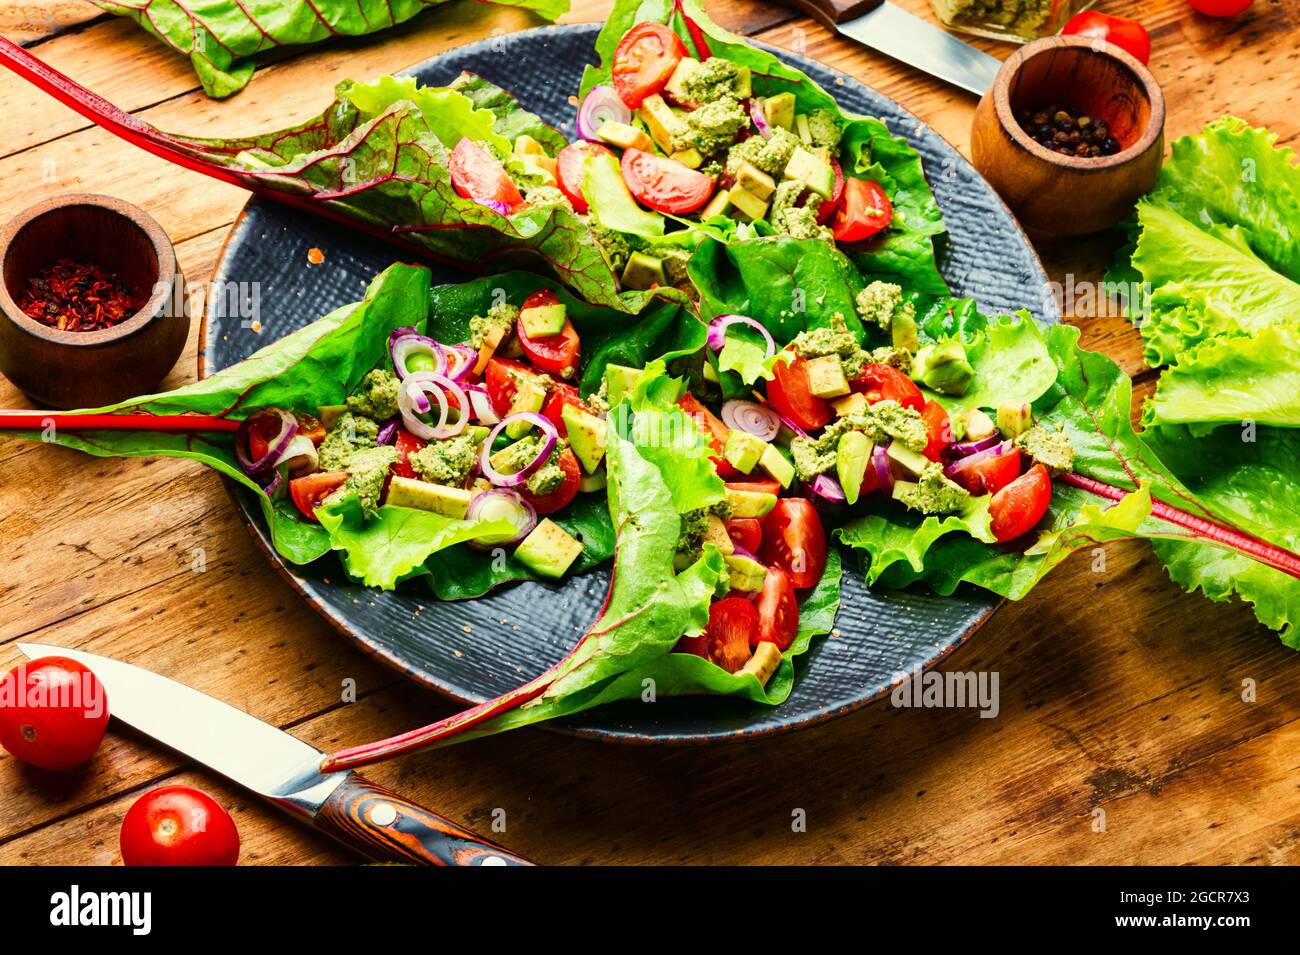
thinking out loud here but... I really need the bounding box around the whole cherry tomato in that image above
[1187,0,1253,16]
[0,656,109,771]
[1062,11,1151,64]
[120,785,241,866]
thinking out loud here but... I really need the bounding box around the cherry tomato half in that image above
[920,399,953,463]
[832,178,893,243]
[1187,0,1254,15]
[542,381,591,437]
[120,785,240,866]
[484,356,532,418]
[516,290,582,379]
[611,21,687,109]
[0,657,109,771]
[759,498,828,590]
[679,393,739,479]
[755,567,799,651]
[704,597,757,672]
[555,140,612,213]
[289,471,348,521]
[1062,11,1152,64]
[620,148,714,215]
[851,363,925,412]
[989,464,1052,543]
[947,445,1023,497]
[724,517,763,555]
[725,479,781,496]
[449,138,523,210]
[517,446,581,516]
[767,356,833,432]
[390,429,427,480]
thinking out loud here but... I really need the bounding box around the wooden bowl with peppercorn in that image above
[971,35,1165,240]
[0,194,187,408]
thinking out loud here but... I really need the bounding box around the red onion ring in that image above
[276,433,319,478]
[376,418,399,445]
[707,314,775,358]
[466,488,537,550]
[872,443,894,497]
[445,344,477,383]
[391,333,446,381]
[466,385,500,425]
[577,85,632,140]
[720,399,779,442]
[474,198,512,216]
[400,373,468,440]
[943,433,1001,462]
[479,412,559,488]
[235,408,298,477]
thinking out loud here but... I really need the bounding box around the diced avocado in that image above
[317,404,347,431]
[465,425,490,444]
[763,92,796,131]
[638,94,687,153]
[670,147,704,169]
[759,444,795,488]
[473,322,509,374]
[836,431,873,506]
[596,120,653,153]
[578,469,607,493]
[604,364,642,406]
[514,518,584,579]
[519,301,566,338]
[664,57,703,106]
[506,375,547,438]
[794,113,813,145]
[727,184,769,222]
[886,441,930,480]
[735,160,776,201]
[891,479,918,503]
[725,553,768,592]
[385,476,472,519]
[562,404,607,474]
[725,486,778,519]
[734,65,752,100]
[724,429,767,474]
[741,641,782,686]
[805,354,850,398]
[700,190,731,219]
[703,514,734,557]
[621,251,666,291]
[830,392,868,417]
[998,403,1032,438]
[961,408,997,442]
[914,339,974,396]
[891,308,919,353]
[784,147,836,200]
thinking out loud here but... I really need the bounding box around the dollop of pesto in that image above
[790,313,870,378]
[788,399,928,481]
[806,108,843,151]
[588,220,632,276]
[726,127,800,177]
[346,369,401,421]
[491,435,567,495]
[317,412,378,472]
[683,96,749,156]
[337,445,399,518]
[680,57,746,104]
[895,462,971,516]
[469,301,518,349]
[676,501,734,560]
[854,281,915,335]
[774,202,834,244]
[523,184,570,209]
[1014,425,1076,475]
[409,432,481,488]
[869,345,913,374]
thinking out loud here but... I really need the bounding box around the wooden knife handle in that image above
[314,773,533,866]
[767,0,884,28]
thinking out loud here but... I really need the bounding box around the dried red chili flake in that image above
[17,257,147,332]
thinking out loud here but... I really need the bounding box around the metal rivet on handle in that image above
[369,802,398,826]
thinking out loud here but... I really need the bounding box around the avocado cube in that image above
[561,404,607,474]
[763,92,796,131]
[784,147,836,200]
[519,301,566,338]
[794,113,813,145]
[725,486,778,518]
[385,476,472,519]
[886,441,930,480]
[891,308,919,353]
[664,57,703,106]
[727,184,770,222]
[890,479,918,503]
[638,94,687,153]
[621,251,666,291]
[505,376,547,437]
[317,404,347,432]
[830,392,868,417]
[703,515,734,556]
[604,363,642,406]
[735,160,776,201]
[758,444,795,488]
[724,429,767,474]
[734,66,752,100]
[514,518,584,579]
[836,431,873,506]
[670,147,704,169]
[740,641,782,686]
[700,190,731,220]
[725,553,768,592]
[596,120,654,153]
[805,354,850,398]
[473,322,509,374]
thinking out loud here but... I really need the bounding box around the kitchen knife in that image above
[16,642,532,867]
[772,0,1002,96]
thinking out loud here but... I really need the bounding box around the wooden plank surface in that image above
[0,0,1296,866]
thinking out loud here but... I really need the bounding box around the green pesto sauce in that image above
[409,432,481,487]
[337,445,399,518]
[469,301,519,349]
[1014,425,1076,475]
[788,399,928,481]
[317,412,378,472]
[854,281,914,334]
[346,368,401,421]
[895,462,971,515]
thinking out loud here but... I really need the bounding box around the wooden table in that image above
[1,0,1297,867]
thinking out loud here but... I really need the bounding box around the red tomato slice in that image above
[920,399,953,463]
[758,498,827,590]
[832,178,893,243]
[391,429,427,480]
[620,148,714,214]
[989,464,1052,543]
[517,446,581,516]
[0,656,109,771]
[289,471,348,522]
[1062,11,1152,63]
[542,382,590,436]
[724,517,762,555]
[814,159,846,225]
[947,445,1023,496]
[449,138,523,210]
[851,363,925,412]
[679,393,739,478]
[516,290,581,379]
[120,785,241,866]
[556,140,612,213]
[611,21,687,109]
[704,597,758,672]
[484,356,533,418]
[755,568,799,650]
[725,478,780,496]
[768,356,833,431]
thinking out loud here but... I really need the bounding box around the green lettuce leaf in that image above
[928,313,1057,413]
[96,0,569,99]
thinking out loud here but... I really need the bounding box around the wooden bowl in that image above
[0,194,188,409]
[971,35,1165,239]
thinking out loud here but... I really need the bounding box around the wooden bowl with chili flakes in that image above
[971,35,1165,240]
[0,194,187,409]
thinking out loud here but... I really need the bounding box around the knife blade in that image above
[16,642,532,867]
[773,0,1003,97]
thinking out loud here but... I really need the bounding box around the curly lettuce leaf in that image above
[96,0,569,99]
[928,313,1057,414]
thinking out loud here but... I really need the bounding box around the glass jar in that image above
[929,0,1098,44]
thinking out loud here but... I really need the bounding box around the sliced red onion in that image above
[577,85,632,141]
[730,543,758,563]
[235,408,298,477]
[749,98,772,139]
[479,413,559,488]
[400,373,469,440]
[275,433,319,478]
[466,489,537,550]
[720,399,779,442]
[466,385,500,425]
[474,198,511,216]
[707,314,775,358]
[376,418,399,445]
[944,433,1001,461]
[260,469,284,498]
[872,442,894,497]
[391,333,445,381]
[445,344,477,383]
[810,473,846,503]
[773,407,810,441]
